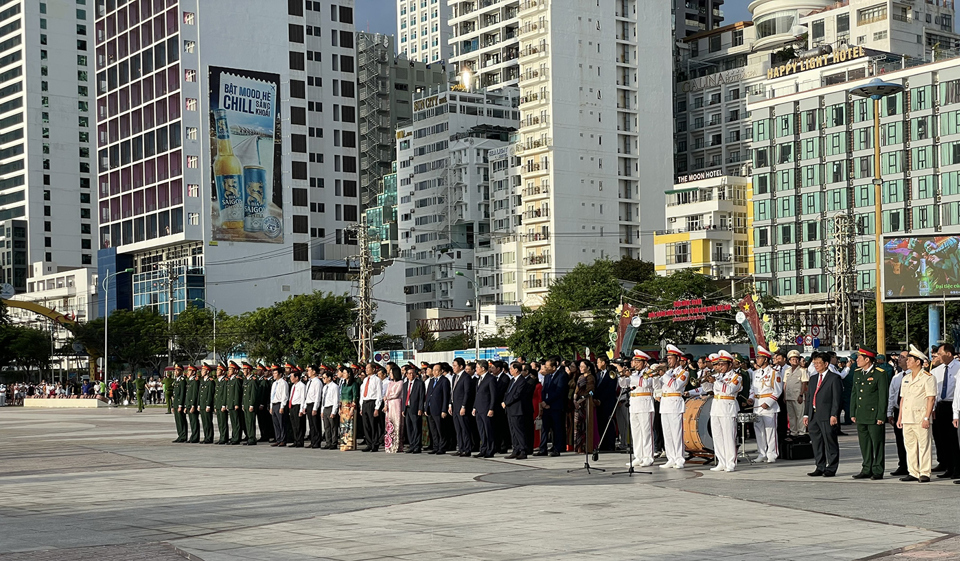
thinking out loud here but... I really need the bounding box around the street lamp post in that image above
[850,78,904,355]
[193,298,218,364]
[101,267,134,382]
[455,270,482,360]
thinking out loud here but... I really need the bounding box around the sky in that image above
[354,0,755,39]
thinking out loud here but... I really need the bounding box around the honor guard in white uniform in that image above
[658,344,689,469]
[627,350,658,467]
[709,350,742,472]
[749,345,783,463]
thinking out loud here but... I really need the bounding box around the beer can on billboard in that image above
[243,165,267,233]
[213,108,244,230]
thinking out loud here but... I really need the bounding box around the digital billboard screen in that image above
[882,235,960,301]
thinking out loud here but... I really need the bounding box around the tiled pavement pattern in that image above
[0,408,956,560]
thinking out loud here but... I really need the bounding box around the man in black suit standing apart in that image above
[402,365,425,453]
[503,362,529,459]
[425,364,451,455]
[449,357,475,456]
[804,352,843,477]
[472,360,497,458]
[535,358,567,456]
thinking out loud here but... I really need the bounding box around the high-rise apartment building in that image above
[511,0,672,305]
[0,0,95,294]
[92,0,407,331]
[395,84,518,328]
[397,0,451,64]
[356,32,445,210]
[447,0,520,91]
[674,0,724,39]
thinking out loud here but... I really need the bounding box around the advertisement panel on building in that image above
[882,235,960,301]
[208,66,283,243]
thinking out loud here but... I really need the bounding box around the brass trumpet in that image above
[642,363,668,378]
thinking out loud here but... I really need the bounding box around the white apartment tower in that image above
[0,0,95,294]
[93,0,381,321]
[447,0,520,91]
[513,0,672,305]
[397,0,452,64]
[395,85,518,328]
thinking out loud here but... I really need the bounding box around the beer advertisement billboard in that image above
[882,234,960,301]
[208,66,283,243]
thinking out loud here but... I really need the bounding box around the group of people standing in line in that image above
[162,341,960,485]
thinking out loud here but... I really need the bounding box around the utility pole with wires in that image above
[831,213,856,350]
[353,217,375,363]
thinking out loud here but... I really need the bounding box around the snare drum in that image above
[737,412,759,424]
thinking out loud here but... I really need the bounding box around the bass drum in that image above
[682,395,714,453]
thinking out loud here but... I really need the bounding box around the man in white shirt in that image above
[320,370,340,449]
[288,371,307,448]
[0,383,6,407]
[933,344,959,479]
[360,363,383,452]
[269,365,289,447]
[304,365,324,449]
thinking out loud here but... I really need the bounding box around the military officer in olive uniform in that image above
[171,365,187,443]
[134,373,146,412]
[162,372,174,414]
[214,363,229,445]
[198,363,216,443]
[228,361,244,445]
[850,347,889,480]
[242,363,260,445]
[186,365,202,443]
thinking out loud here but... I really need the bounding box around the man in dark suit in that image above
[804,352,843,477]
[594,355,619,451]
[425,364,451,455]
[472,360,497,458]
[503,362,529,459]
[402,365,425,453]
[534,358,567,456]
[491,361,511,454]
[450,357,476,457]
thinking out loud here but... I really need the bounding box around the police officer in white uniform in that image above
[709,351,742,472]
[627,350,658,467]
[749,345,783,463]
[658,344,689,469]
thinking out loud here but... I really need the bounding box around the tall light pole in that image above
[101,267,134,381]
[455,270,481,360]
[849,78,904,355]
[193,298,218,364]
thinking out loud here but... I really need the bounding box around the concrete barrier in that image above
[23,398,112,408]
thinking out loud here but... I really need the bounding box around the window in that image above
[186,127,198,140]
[186,155,198,168]
[185,98,197,111]
[188,184,200,197]
[292,215,308,233]
[183,12,195,25]
[183,40,195,53]
[187,212,199,225]
[293,242,308,261]
[709,35,720,53]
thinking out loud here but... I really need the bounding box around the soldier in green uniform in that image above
[171,365,187,443]
[185,365,201,443]
[135,373,146,412]
[850,347,889,480]
[214,363,229,445]
[197,363,214,443]
[162,372,173,414]
[228,361,244,445]
[242,363,259,445]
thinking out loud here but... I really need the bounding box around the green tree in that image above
[544,259,624,312]
[0,301,14,369]
[612,256,656,284]
[9,327,52,374]
[170,305,214,364]
[507,306,602,359]
[105,308,168,371]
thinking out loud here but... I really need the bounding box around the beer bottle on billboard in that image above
[213,109,244,230]
[243,140,266,233]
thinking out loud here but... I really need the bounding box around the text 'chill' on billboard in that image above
[882,234,960,302]
[208,66,283,243]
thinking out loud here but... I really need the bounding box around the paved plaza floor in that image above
[0,407,957,560]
